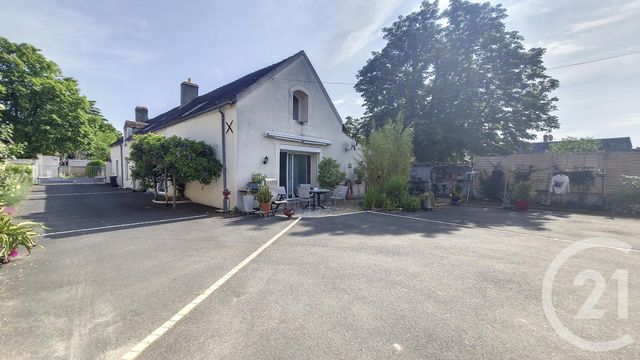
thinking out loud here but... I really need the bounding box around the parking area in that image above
[1,184,639,359]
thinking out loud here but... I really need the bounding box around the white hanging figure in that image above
[550,173,570,194]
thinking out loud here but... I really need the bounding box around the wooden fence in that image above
[472,152,640,203]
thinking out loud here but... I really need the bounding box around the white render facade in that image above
[110,51,360,210]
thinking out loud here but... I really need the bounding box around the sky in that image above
[1,0,639,146]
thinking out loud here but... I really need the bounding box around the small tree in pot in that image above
[255,185,273,213]
[513,182,535,211]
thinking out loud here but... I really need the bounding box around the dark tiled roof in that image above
[136,51,302,135]
[519,137,633,153]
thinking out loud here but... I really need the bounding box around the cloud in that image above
[567,0,640,33]
[542,40,592,56]
[332,99,346,105]
[332,0,406,65]
[0,0,153,76]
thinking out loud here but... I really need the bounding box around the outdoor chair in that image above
[297,184,315,209]
[271,186,290,212]
[329,185,348,206]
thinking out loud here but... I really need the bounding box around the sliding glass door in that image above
[279,151,311,196]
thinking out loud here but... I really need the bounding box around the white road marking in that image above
[40,215,209,237]
[27,191,129,199]
[120,217,302,360]
[368,211,640,254]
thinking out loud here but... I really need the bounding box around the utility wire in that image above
[272,49,640,85]
[548,49,640,70]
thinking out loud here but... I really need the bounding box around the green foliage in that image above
[86,159,105,168]
[250,172,267,184]
[130,134,222,199]
[377,193,394,211]
[255,185,273,204]
[318,157,346,190]
[363,188,378,210]
[615,175,640,209]
[353,163,365,181]
[383,175,409,207]
[361,117,414,187]
[0,37,120,157]
[549,137,602,153]
[130,134,166,191]
[0,209,44,260]
[0,163,33,206]
[342,116,371,143]
[402,196,422,211]
[355,1,559,162]
[513,181,535,201]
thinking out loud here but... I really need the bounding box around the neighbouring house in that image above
[110,51,360,210]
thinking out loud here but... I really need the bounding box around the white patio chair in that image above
[329,185,348,206]
[272,186,290,212]
[297,184,315,209]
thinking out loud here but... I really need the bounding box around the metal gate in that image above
[37,165,107,184]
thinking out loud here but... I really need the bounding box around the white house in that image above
[110,50,360,210]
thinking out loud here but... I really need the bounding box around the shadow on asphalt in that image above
[19,183,221,237]
[224,206,572,239]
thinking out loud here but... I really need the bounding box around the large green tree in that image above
[355,0,559,163]
[0,37,119,158]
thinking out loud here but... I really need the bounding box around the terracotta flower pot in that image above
[260,202,271,213]
[514,200,529,211]
[283,207,295,218]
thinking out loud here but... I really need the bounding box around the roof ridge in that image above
[139,51,304,133]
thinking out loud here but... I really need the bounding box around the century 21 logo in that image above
[542,239,633,352]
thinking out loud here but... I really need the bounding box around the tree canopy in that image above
[549,137,603,153]
[355,0,559,163]
[0,37,119,158]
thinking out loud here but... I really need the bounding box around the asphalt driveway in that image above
[2,184,639,359]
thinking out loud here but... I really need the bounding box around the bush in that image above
[0,208,44,262]
[86,159,105,168]
[383,175,408,207]
[377,193,395,211]
[318,157,346,189]
[403,196,421,211]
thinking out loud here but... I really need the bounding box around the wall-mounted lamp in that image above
[348,163,353,169]
[263,156,269,165]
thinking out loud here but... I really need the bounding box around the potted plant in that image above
[450,191,462,205]
[513,181,535,211]
[422,191,435,211]
[255,185,273,213]
[247,172,267,192]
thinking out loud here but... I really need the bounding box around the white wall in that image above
[235,55,360,195]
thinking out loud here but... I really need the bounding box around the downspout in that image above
[120,140,124,188]
[219,108,229,212]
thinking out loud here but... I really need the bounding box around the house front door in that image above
[279,151,311,196]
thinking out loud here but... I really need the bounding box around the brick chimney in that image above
[180,78,198,107]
